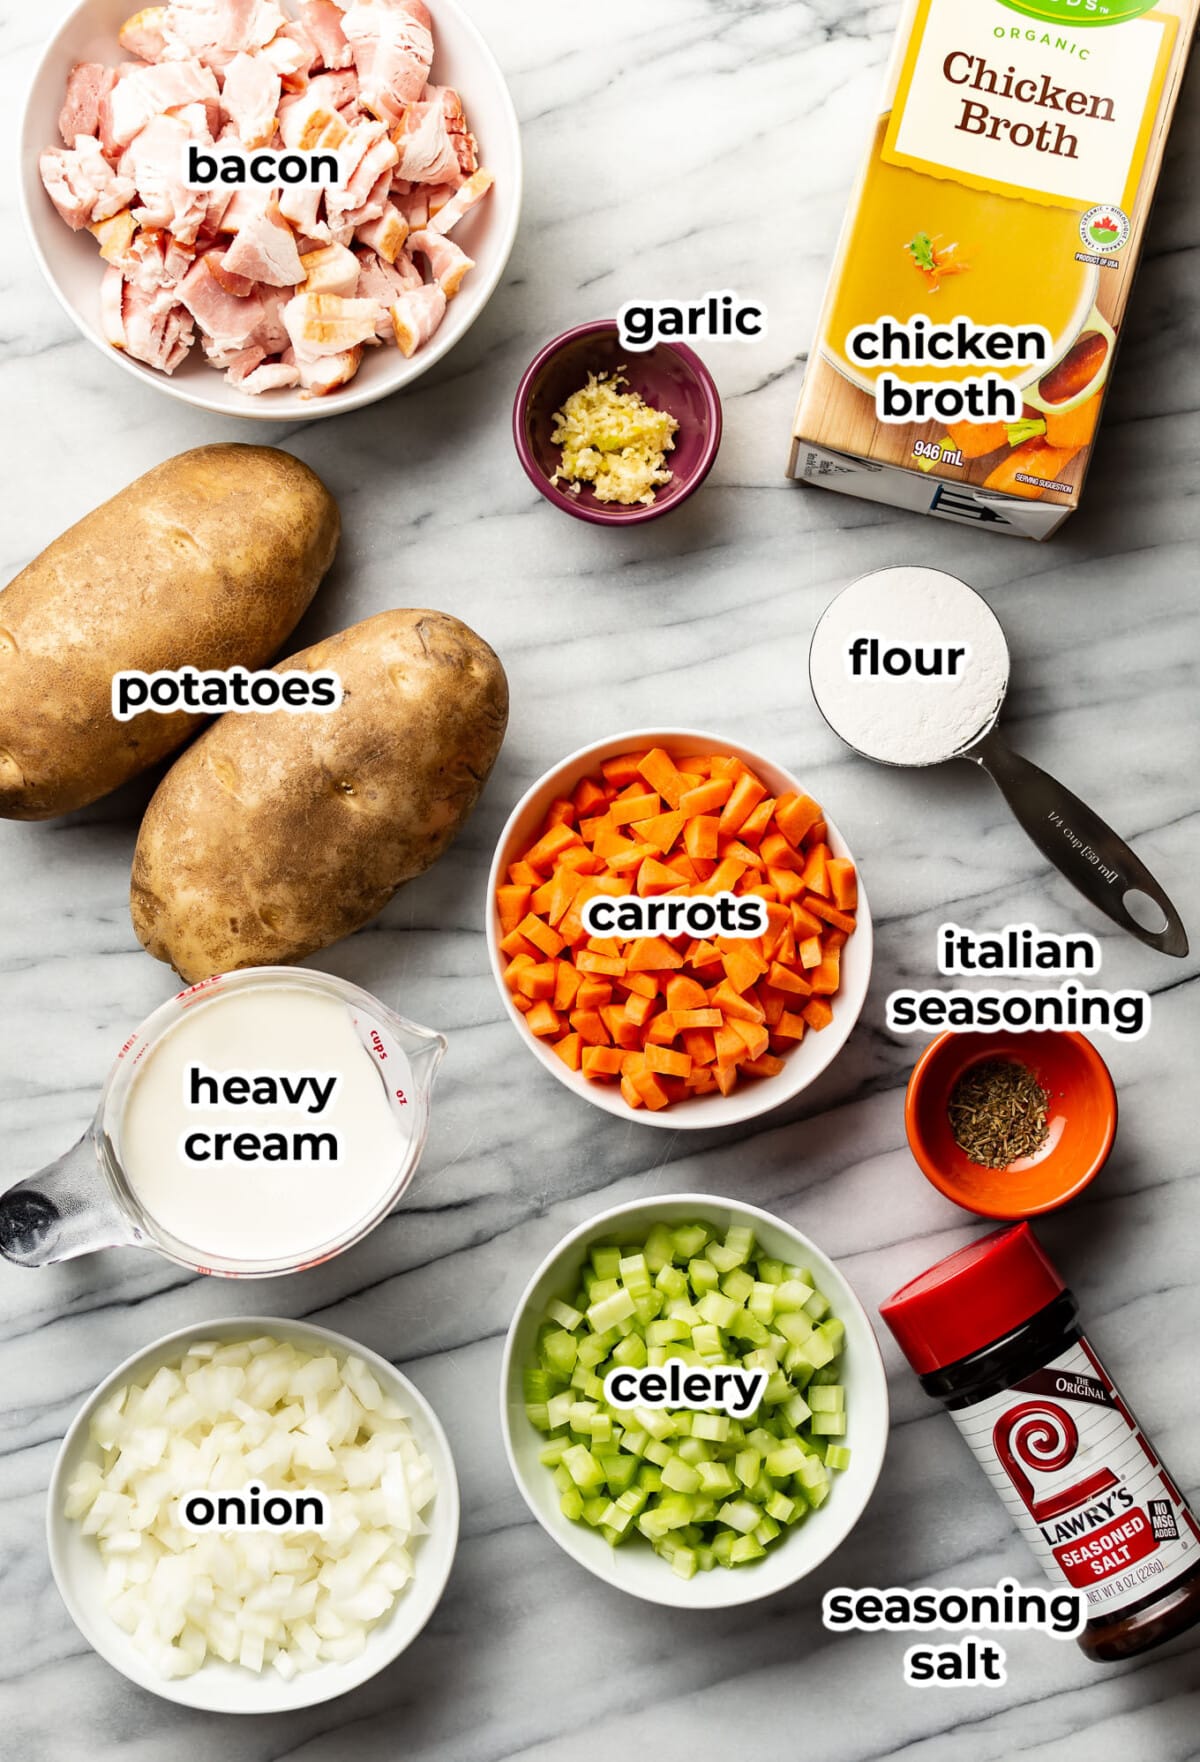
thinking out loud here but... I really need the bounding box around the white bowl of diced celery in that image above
[501,1195,888,1608]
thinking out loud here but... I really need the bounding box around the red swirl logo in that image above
[994,1400,1118,1522]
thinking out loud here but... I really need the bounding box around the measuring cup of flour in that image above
[809,567,1187,958]
[0,969,446,1276]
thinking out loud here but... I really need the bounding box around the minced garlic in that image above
[550,371,679,506]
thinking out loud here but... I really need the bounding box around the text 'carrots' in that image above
[497,748,858,1111]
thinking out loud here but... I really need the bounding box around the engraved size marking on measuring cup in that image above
[1046,813,1119,885]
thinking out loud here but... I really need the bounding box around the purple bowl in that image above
[513,321,723,525]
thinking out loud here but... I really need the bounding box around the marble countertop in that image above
[2,1,1199,1756]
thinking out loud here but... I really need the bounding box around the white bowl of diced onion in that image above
[47,1316,460,1712]
[19,0,522,421]
[501,1195,889,1610]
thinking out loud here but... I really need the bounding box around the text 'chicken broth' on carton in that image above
[789,0,1198,539]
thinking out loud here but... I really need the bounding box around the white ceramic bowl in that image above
[486,729,873,1130]
[48,1316,460,1712]
[501,1194,889,1609]
[20,0,522,421]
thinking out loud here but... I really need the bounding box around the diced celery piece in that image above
[589,1276,620,1303]
[576,1332,610,1369]
[638,1508,671,1541]
[633,1405,675,1441]
[696,1546,717,1572]
[818,1317,846,1354]
[587,1288,636,1333]
[763,1371,792,1404]
[525,1402,551,1432]
[546,1391,574,1431]
[692,1412,730,1443]
[633,1290,664,1327]
[776,1311,815,1344]
[692,1323,723,1360]
[671,1546,698,1581]
[619,1252,651,1290]
[705,1241,742,1274]
[644,1225,676,1272]
[811,1411,846,1437]
[582,1495,611,1526]
[712,1529,736,1567]
[560,1486,584,1521]
[600,1452,639,1494]
[800,1478,830,1510]
[563,1444,607,1492]
[539,1437,571,1467]
[591,1245,622,1281]
[600,1500,634,1534]
[729,1534,766,1565]
[754,1515,781,1546]
[672,1224,710,1261]
[619,1428,649,1459]
[697,1460,738,1497]
[765,1442,807,1478]
[716,1499,761,1535]
[720,1268,755,1304]
[724,1225,755,1262]
[553,1464,573,1496]
[655,1264,689,1302]
[808,1384,844,1413]
[766,1491,797,1523]
[795,1454,828,1489]
[782,1393,812,1429]
[696,1291,738,1329]
[617,1485,648,1516]
[734,1448,761,1488]
[804,1290,831,1321]
[646,1317,691,1347]
[757,1258,786,1284]
[676,1437,712,1466]
[795,1332,836,1371]
[672,1410,693,1436]
[825,1444,852,1472]
[524,1366,555,1402]
[638,1465,664,1494]
[644,1438,674,1468]
[688,1258,720,1294]
[727,1309,770,1346]
[662,1456,702,1495]
[748,1282,776,1324]
[547,1298,584,1331]
[773,1279,815,1313]
[611,1333,648,1371]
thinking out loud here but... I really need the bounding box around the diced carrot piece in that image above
[730,1018,770,1061]
[497,885,532,933]
[775,1011,807,1041]
[517,962,558,1001]
[718,772,768,837]
[632,1069,671,1111]
[626,937,684,972]
[554,962,583,1012]
[546,798,576,827]
[621,971,659,999]
[524,823,582,871]
[738,797,776,842]
[601,752,645,788]
[531,877,557,915]
[551,1032,583,1071]
[826,858,858,910]
[690,940,723,969]
[804,895,856,935]
[742,1054,786,1079]
[503,954,535,993]
[713,1063,738,1097]
[519,914,566,959]
[645,1012,679,1045]
[719,839,762,869]
[610,792,660,826]
[570,1010,610,1046]
[710,754,745,779]
[808,820,828,846]
[774,792,823,848]
[637,748,689,809]
[714,1023,746,1068]
[499,928,540,959]
[811,955,841,995]
[644,1044,691,1079]
[801,843,830,896]
[606,841,655,875]
[679,778,733,816]
[799,936,823,970]
[620,1073,645,1109]
[547,868,586,925]
[709,980,766,1023]
[508,860,540,886]
[684,815,719,860]
[790,903,824,937]
[624,992,657,1028]
[637,857,689,895]
[601,1005,641,1049]
[583,1045,626,1078]
[573,776,608,816]
[576,979,613,1011]
[580,813,617,844]
[631,811,686,855]
[672,1008,722,1031]
[760,989,785,1027]
[557,846,600,874]
[697,857,746,896]
[512,994,534,1013]
[721,942,768,996]
[759,832,801,873]
[802,998,834,1032]
[576,949,627,976]
[767,867,806,904]
[682,1028,718,1066]
[670,855,704,885]
[767,962,812,997]
[526,1001,562,1038]
[666,975,708,1012]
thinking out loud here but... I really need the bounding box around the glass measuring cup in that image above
[809,569,1188,958]
[0,968,446,1277]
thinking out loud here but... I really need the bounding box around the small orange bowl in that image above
[905,1030,1117,1220]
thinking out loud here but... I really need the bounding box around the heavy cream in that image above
[120,983,413,1266]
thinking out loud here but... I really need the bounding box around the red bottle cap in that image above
[879,1223,1066,1375]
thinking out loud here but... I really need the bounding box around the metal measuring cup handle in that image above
[964,728,1189,958]
[0,1132,137,1267]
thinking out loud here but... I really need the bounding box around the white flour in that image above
[809,567,1010,766]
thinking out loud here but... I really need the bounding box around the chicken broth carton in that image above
[789,0,1198,538]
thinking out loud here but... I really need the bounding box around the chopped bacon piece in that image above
[100,265,128,347]
[284,291,380,357]
[277,86,351,151]
[355,201,409,263]
[41,137,137,231]
[221,205,305,285]
[119,9,171,62]
[389,282,446,357]
[428,167,493,235]
[392,96,460,185]
[300,241,361,297]
[105,58,220,150]
[302,0,354,70]
[90,209,139,265]
[121,281,196,373]
[287,343,364,395]
[220,51,280,147]
[406,227,474,298]
[236,359,302,392]
[341,0,433,125]
[125,115,210,246]
[59,64,117,147]
[178,253,266,349]
[356,247,421,334]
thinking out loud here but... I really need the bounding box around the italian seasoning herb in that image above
[947,1058,1050,1170]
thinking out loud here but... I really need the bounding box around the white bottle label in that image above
[951,1338,1199,1617]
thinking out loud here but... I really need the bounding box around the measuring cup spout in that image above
[0,1133,138,1268]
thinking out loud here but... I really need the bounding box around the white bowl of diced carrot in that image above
[486,730,873,1128]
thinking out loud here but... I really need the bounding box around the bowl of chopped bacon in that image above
[21,0,522,418]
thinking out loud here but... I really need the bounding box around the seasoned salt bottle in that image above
[881,1224,1200,1661]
